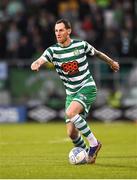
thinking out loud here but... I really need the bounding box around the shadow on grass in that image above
[100,155,137,159]
[96,162,137,170]
[95,155,137,169]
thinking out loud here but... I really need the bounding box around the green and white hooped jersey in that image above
[41,39,96,95]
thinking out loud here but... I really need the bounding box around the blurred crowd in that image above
[0,0,136,60]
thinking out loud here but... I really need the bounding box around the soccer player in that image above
[31,19,120,164]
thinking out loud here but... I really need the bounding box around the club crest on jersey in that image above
[73,49,80,56]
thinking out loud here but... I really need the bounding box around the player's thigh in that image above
[66,101,84,119]
[73,86,97,114]
[65,86,97,121]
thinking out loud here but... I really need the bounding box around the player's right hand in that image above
[31,61,40,71]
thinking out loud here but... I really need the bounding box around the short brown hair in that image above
[56,19,71,29]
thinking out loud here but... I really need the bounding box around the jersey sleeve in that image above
[84,41,95,56]
[40,47,53,63]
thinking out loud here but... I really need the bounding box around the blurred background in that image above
[0,0,137,123]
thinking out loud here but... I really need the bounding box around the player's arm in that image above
[94,50,120,72]
[31,57,47,71]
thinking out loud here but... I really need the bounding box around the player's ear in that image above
[68,28,71,35]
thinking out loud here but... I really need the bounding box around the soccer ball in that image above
[68,147,88,165]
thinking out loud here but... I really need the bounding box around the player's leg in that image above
[65,97,88,152]
[66,86,102,163]
[66,118,89,152]
[66,101,98,148]
[66,101,101,163]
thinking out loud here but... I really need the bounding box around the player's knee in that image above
[66,110,76,119]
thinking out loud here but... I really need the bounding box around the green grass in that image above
[0,122,137,179]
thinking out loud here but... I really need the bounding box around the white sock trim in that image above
[87,133,98,147]
[66,119,70,123]
[70,114,80,123]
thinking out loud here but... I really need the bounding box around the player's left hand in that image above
[110,61,120,72]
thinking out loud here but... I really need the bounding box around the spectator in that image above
[6,0,25,17]
[6,21,20,58]
[0,0,135,59]
[18,35,35,59]
[119,29,134,57]
[100,28,119,57]
[0,22,6,58]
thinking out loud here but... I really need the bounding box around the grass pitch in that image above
[0,121,137,179]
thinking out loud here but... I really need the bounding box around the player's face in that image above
[55,23,71,44]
